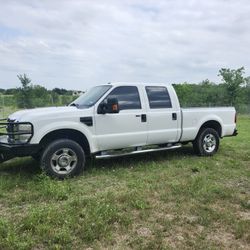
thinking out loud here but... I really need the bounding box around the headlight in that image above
[18,124,32,132]
[16,124,32,143]
[7,122,33,144]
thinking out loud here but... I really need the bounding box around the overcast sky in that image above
[0,0,249,90]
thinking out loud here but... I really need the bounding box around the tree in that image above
[16,74,33,108]
[200,79,213,86]
[17,74,31,89]
[218,67,246,106]
[4,88,18,95]
[52,88,68,95]
[31,85,50,107]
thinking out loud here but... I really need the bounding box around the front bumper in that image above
[0,136,40,163]
[0,118,39,163]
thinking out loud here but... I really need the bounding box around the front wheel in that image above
[40,139,85,179]
[193,128,220,156]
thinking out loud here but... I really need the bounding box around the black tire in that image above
[192,128,220,156]
[40,139,85,179]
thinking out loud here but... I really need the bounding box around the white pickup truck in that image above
[0,83,237,178]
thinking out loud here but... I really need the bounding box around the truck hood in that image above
[8,106,86,122]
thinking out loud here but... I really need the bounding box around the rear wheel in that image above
[40,139,85,179]
[193,128,219,156]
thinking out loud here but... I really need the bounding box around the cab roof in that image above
[107,82,172,86]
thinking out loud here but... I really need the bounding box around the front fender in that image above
[30,121,97,153]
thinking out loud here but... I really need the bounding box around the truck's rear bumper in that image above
[225,128,238,137]
[0,136,40,163]
[232,129,238,136]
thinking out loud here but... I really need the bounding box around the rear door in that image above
[144,86,179,144]
[94,86,147,151]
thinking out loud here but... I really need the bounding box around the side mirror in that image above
[97,103,107,114]
[97,98,119,114]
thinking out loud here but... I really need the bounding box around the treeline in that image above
[0,74,81,108]
[174,67,250,113]
[0,87,74,96]
[174,82,250,113]
[0,67,250,113]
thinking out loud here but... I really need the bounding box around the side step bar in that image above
[95,144,182,159]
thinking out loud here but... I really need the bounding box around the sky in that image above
[0,0,249,90]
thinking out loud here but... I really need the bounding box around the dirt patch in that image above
[206,229,247,249]
[136,227,152,237]
[238,211,250,221]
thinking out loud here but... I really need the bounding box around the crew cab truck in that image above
[0,83,237,178]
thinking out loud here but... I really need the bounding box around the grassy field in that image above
[0,116,249,249]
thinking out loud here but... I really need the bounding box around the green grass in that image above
[0,116,249,249]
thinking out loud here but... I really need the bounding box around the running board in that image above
[95,144,182,159]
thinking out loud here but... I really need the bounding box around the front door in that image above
[94,86,147,151]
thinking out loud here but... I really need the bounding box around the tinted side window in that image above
[106,86,141,110]
[146,86,172,109]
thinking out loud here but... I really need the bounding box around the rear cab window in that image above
[145,86,172,109]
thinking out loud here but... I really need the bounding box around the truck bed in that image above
[180,107,236,142]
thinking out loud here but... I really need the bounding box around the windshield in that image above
[70,85,112,108]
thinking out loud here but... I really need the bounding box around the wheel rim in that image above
[50,148,78,175]
[203,134,216,153]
